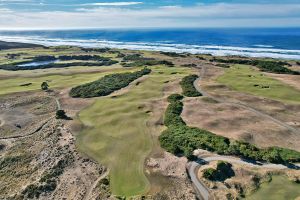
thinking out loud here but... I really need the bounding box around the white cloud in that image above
[81,2,143,6]
[0,3,300,29]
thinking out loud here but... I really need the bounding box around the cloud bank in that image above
[0,3,299,29]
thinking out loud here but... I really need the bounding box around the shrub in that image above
[202,168,217,180]
[167,94,184,103]
[180,75,202,97]
[160,52,186,57]
[70,68,151,98]
[216,63,230,68]
[122,60,174,68]
[56,110,70,120]
[202,161,235,181]
[41,82,49,91]
[210,58,298,75]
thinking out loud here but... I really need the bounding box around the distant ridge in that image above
[0,40,43,50]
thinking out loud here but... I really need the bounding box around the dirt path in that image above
[83,170,109,200]
[194,66,300,135]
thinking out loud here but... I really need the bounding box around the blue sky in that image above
[0,0,300,29]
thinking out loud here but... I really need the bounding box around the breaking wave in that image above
[1,35,300,60]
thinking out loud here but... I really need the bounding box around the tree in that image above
[41,82,49,91]
[56,110,68,120]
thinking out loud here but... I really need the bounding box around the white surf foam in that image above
[0,35,300,60]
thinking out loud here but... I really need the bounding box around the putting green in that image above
[76,66,193,197]
[217,65,300,104]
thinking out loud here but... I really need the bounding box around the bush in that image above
[216,64,230,68]
[70,68,151,98]
[56,110,70,120]
[167,94,184,103]
[202,161,235,181]
[210,58,298,75]
[202,168,217,180]
[180,75,202,97]
[121,59,174,68]
[160,52,186,57]
[41,82,49,90]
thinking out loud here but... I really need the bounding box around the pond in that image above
[246,176,300,200]
[18,59,59,67]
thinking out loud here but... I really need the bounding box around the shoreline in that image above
[0,37,300,60]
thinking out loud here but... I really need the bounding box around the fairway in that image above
[217,65,300,104]
[76,65,193,197]
[246,176,300,200]
[0,67,134,95]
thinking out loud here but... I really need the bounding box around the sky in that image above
[0,0,300,29]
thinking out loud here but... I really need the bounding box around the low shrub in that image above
[70,68,151,98]
[180,75,202,97]
[210,58,298,75]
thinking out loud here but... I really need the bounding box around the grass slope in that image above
[76,66,192,197]
[217,65,300,104]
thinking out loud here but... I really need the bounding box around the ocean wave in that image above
[0,35,300,60]
[253,44,274,48]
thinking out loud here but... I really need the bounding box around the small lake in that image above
[246,176,300,200]
[18,59,59,67]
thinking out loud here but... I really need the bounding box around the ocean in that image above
[0,28,300,60]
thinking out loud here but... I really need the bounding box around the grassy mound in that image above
[70,68,151,98]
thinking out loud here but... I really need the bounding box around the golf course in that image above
[76,65,194,196]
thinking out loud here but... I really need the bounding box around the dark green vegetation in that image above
[121,53,174,67]
[160,52,186,57]
[21,154,74,199]
[56,110,70,120]
[202,161,235,181]
[180,75,202,97]
[122,59,174,68]
[0,41,42,50]
[41,82,49,91]
[215,63,230,68]
[181,63,197,67]
[210,58,299,75]
[70,68,151,98]
[122,54,151,61]
[159,93,300,164]
[57,55,111,61]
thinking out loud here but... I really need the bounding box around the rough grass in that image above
[217,65,300,104]
[76,66,192,197]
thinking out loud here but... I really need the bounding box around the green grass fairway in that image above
[0,67,133,95]
[246,176,300,200]
[77,66,192,197]
[217,65,300,104]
